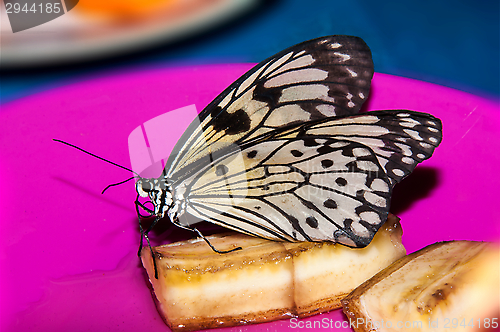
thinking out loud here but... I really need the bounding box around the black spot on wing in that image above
[306,216,319,228]
[209,105,222,118]
[215,164,229,176]
[335,177,347,186]
[247,150,258,158]
[303,138,320,147]
[323,199,338,209]
[343,218,353,228]
[321,159,334,168]
[212,109,251,135]
[317,145,335,154]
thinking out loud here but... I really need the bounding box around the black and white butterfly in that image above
[135,35,442,253]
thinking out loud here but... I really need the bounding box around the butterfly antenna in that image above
[53,139,140,177]
[101,177,136,194]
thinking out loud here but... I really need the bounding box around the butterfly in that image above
[135,35,442,258]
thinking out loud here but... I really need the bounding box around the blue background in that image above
[1,0,499,104]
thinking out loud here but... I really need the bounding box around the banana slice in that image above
[141,215,406,331]
[342,241,500,332]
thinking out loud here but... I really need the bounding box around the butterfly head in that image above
[135,177,173,218]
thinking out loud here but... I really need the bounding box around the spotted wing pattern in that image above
[173,111,442,247]
[166,35,374,182]
[277,110,443,184]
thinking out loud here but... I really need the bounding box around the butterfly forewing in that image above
[166,36,374,180]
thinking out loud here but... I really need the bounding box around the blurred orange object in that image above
[75,0,177,20]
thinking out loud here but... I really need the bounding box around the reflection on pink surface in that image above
[128,104,199,178]
[0,64,499,332]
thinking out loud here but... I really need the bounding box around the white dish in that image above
[0,0,258,67]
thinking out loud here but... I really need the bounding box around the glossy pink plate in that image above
[1,64,499,331]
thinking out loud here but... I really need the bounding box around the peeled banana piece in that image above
[141,215,406,331]
[342,241,500,332]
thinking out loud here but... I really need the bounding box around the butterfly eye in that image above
[141,181,153,192]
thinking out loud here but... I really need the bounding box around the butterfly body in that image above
[136,36,442,249]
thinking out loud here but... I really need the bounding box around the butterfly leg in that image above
[135,199,160,254]
[192,227,243,254]
[171,217,242,254]
[135,196,159,279]
[135,197,155,255]
[135,199,154,218]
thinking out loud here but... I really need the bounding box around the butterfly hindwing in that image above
[295,110,443,184]
[171,110,441,247]
[181,137,388,247]
[166,36,374,180]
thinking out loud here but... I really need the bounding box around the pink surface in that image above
[1,64,499,332]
